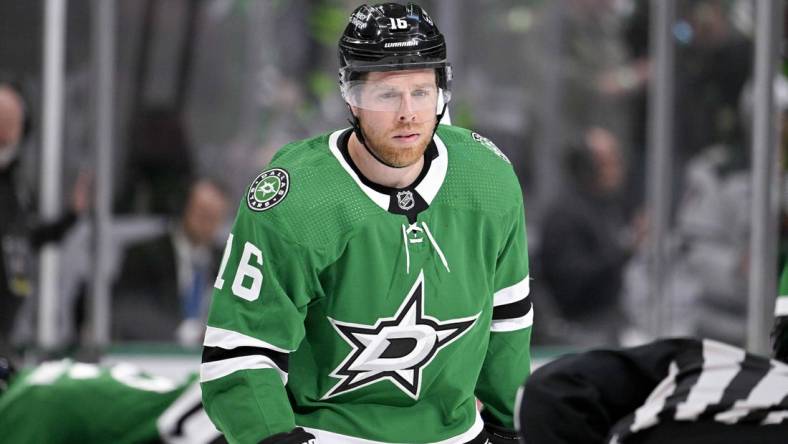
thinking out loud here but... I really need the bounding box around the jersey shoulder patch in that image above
[471,131,510,164]
[246,168,290,212]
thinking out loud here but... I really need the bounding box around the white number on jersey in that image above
[231,242,264,301]
[27,360,178,393]
[213,233,234,290]
[214,235,265,302]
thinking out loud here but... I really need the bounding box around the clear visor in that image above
[341,80,451,112]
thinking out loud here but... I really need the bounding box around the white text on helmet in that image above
[384,40,418,48]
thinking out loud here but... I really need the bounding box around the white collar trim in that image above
[416,133,448,204]
[327,128,448,211]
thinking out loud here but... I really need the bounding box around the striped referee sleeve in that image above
[201,326,292,385]
[491,276,533,332]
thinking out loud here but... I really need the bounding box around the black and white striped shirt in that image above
[608,339,788,442]
[517,338,788,444]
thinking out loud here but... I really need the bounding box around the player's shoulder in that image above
[437,125,512,165]
[236,130,377,247]
[436,124,524,211]
[244,131,337,213]
[268,131,336,171]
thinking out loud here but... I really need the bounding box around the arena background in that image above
[0,0,783,382]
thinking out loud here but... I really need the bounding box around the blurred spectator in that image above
[624,75,788,345]
[556,0,634,139]
[0,82,29,355]
[0,78,89,356]
[676,0,751,162]
[677,75,785,344]
[536,127,642,346]
[117,107,195,215]
[112,179,229,345]
[674,142,750,343]
[615,0,752,215]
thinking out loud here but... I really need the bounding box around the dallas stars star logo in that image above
[323,271,480,400]
[246,168,289,212]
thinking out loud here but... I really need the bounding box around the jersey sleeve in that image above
[475,196,533,429]
[200,200,319,443]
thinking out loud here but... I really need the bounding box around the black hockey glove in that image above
[465,424,519,444]
[477,409,519,443]
[258,427,316,444]
[483,422,519,444]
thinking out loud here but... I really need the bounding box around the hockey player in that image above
[200,2,532,443]
[517,297,788,443]
[0,357,224,443]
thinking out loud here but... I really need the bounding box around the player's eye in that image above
[376,91,401,101]
[412,89,432,99]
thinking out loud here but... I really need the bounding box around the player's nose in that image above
[397,95,417,122]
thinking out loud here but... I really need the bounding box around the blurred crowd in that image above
[0,0,786,357]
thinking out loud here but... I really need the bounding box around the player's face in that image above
[183,182,229,246]
[352,69,438,168]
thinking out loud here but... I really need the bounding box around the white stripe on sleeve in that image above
[203,326,291,353]
[493,276,530,307]
[200,355,288,384]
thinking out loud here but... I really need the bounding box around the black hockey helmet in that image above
[338,3,452,168]
[338,2,452,103]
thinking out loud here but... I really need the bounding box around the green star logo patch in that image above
[472,132,510,164]
[247,168,290,211]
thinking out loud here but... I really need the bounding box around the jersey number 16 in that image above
[214,233,264,302]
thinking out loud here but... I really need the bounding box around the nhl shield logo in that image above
[247,168,290,212]
[396,191,415,211]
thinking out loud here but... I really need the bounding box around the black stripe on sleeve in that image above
[698,353,768,421]
[492,297,532,321]
[657,340,704,422]
[734,365,788,424]
[201,346,289,372]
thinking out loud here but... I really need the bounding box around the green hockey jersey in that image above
[0,359,222,444]
[201,125,532,444]
[778,262,788,318]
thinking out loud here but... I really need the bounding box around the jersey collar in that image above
[328,128,448,213]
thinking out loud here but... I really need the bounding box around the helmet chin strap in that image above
[347,102,449,170]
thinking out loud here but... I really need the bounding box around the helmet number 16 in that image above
[389,18,408,30]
